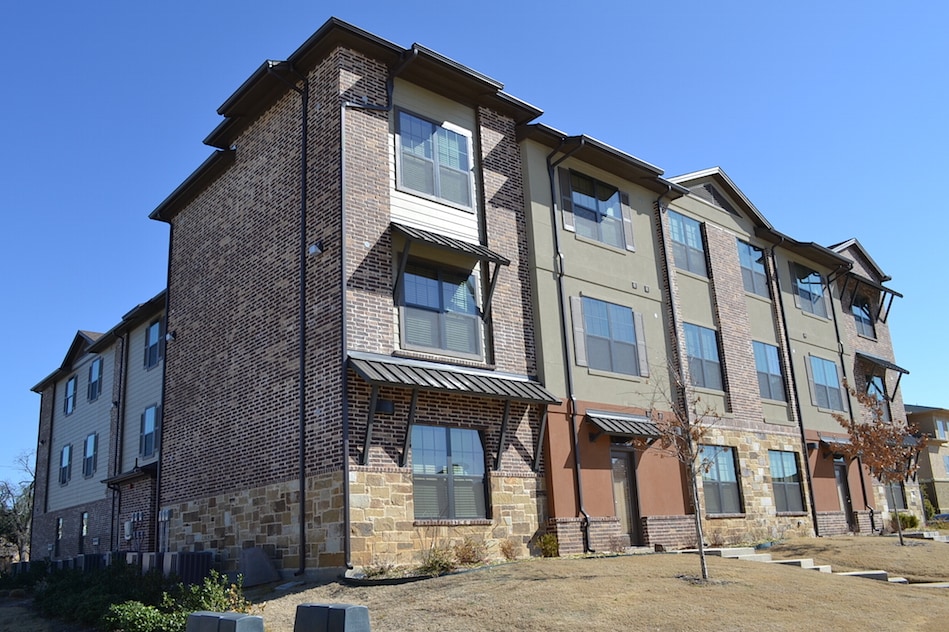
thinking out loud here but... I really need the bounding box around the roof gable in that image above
[669,167,772,230]
[829,238,890,282]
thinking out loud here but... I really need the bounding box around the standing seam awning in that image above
[391,222,510,265]
[855,352,909,375]
[586,411,659,439]
[348,351,558,404]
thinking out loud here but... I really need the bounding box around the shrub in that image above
[416,544,456,577]
[102,601,166,632]
[499,539,518,561]
[894,512,919,531]
[452,537,487,565]
[537,533,559,558]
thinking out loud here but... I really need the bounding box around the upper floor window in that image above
[769,450,804,513]
[866,374,890,422]
[753,341,785,401]
[144,319,163,369]
[700,445,742,514]
[852,294,876,338]
[684,323,722,390]
[937,419,949,440]
[737,240,769,297]
[59,444,72,485]
[412,425,486,520]
[571,296,649,377]
[400,262,481,359]
[668,211,707,276]
[943,455,949,474]
[64,376,77,415]
[83,433,98,477]
[397,111,472,208]
[87,358,102,401]
[807,355,846,412]
[141,405,159,457]
[791,263,827,318]
[558,170,635,251]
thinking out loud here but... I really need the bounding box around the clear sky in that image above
[2,1,947,479]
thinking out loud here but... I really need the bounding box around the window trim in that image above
[700,445,743,515]
[753,341,786,402]
[571,296,649,378]
[668,211,708,276]
[144,319,164,369]
[790,262,828,318]
[806,355,848,412]
[140,405,160,458]
[82,433,98,478]
[59,444,72,486]
[557,168,636,252]
[411,425,488,521]
[395,109,475,211]
[64,375,78,415]
[684,323,723,391]
[769,450,805,513]
[87,358,102,401]
[737,240,770,298]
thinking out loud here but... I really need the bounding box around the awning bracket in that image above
[399,388,419,468]
[494,400,511,471]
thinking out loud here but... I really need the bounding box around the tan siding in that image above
[122,316,164,472]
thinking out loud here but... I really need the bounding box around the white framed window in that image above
[400,261,482,359]
[558,169,635,251]
[738,240,769,297]
[684,323,722,390]
[700,445,742,514]
[668,211,707,276]
[412,425,486,520]
[936,419,949,440]
[791,263,828,318]
[87,358,102,401]
[64,375,78,415]
[807,355,847,412]
[144,319,163,369]
[397,110,473,209]
[141,405,159,457]
[769,450,804,513]
[59,444,72,485]
[83,433,98,477]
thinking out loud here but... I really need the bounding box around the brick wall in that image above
[31,498,112,560]
[642,515,698,550]
[117,477,157,552]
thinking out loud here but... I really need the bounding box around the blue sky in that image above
[2,1,947,479]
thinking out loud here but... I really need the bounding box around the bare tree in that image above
[0,452,34,562]
[636,366,721,580]
[832,386,925,546]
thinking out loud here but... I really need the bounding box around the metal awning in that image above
[348,351,558,404]
[841,273,901,323]
[391,222,510,265]
[819,434,851,446]
[586,411,659,441]
[855,352,909,375]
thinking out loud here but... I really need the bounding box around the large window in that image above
[87,358,102,401]
[791,263,827,318]
[866,374,890,421]
[398,111,472,208]
[141,405,159,457]
[401,262,481,358]
[808,356,846,411]
[753,342,785,401]
[59,444,72,485]
[668,211,707,276]
[64,376,77,415]
[700,445,742,514]
[852,294,875,338]
[937,419,949,440]
[684,323,722,390]
[738,240,769,297]
[411,425,486,520]
[886,481,906,511]
[144,319,163,369]
[82,433,98,477]
[769,450,804,513]
[563,171,627,249]
[576,296,646,377]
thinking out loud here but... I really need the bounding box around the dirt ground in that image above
[4,535,949,632]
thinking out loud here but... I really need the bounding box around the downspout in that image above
[155,225,173,553]
[339,48,416,569]
[770,237,820,534]
[110,331,131,551]
[545,137,594,552]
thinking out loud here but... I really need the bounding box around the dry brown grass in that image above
[4,536,949,631]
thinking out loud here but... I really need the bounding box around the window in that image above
[866,374,890,421]
[59,444,72,485]
[790,263,827,318]
[808,356,846,411]
[397,111,472,208]
[851,294,875,338]
[886,481,906,511]
[769,451,804,513]
[144,319,163,369]
[140,405,159,457]
[64,376,77,415]
[401,262,481,358]
[943,455,949,475]
[558,170,634,250]
[737,240,769,297]
[573,296,648,377]
[411,425,486,520]
[668,211,707,276]
[684,323,722,390]
[700,445,742,514]
[83,433,98,477]
[753,342,785,401]
[55,518,63,557]
[937,419,949,440]
[87,358,102,401]
[79,512,88,554]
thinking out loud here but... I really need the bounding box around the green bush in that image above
[537,533,559,558]
[894,512,919,531]
[102,601,167,632]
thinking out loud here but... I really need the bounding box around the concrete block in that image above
[218,613,265,632]
[294,604,330,632]
[328,604,371,632]
[238,547,280,587]
[185,612,222,632]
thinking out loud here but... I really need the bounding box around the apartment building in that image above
[30,17,917,571]
[31,291,165,559]
[907,405,949,513]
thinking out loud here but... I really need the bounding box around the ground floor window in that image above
[411,425,486,520]
[700,445,742,514]
[769,450,804,512]
[886,481,906,511]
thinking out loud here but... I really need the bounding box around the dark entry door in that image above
[611,450,642,546]
[834,458,856,531]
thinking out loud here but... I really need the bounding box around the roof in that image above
[855,351,909,375]
[519,124,688,198]
[829,238,891,282]
[88,290,167,353]
[103,461,158,486]
[906,404,946,415]
[391,222,510,265]
[150,151,235,222]
[348,351,558,404]
[31,330,103,392]
[670,167,772,229]
[585,411,659,438]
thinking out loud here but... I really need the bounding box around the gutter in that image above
[545,137,594,553]
[154,223,173,553]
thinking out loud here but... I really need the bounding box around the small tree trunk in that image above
[888,484,905,546]
[687,460,709,580]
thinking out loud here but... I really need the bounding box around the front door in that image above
[834,457,856,531]
[611,450,641,547]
